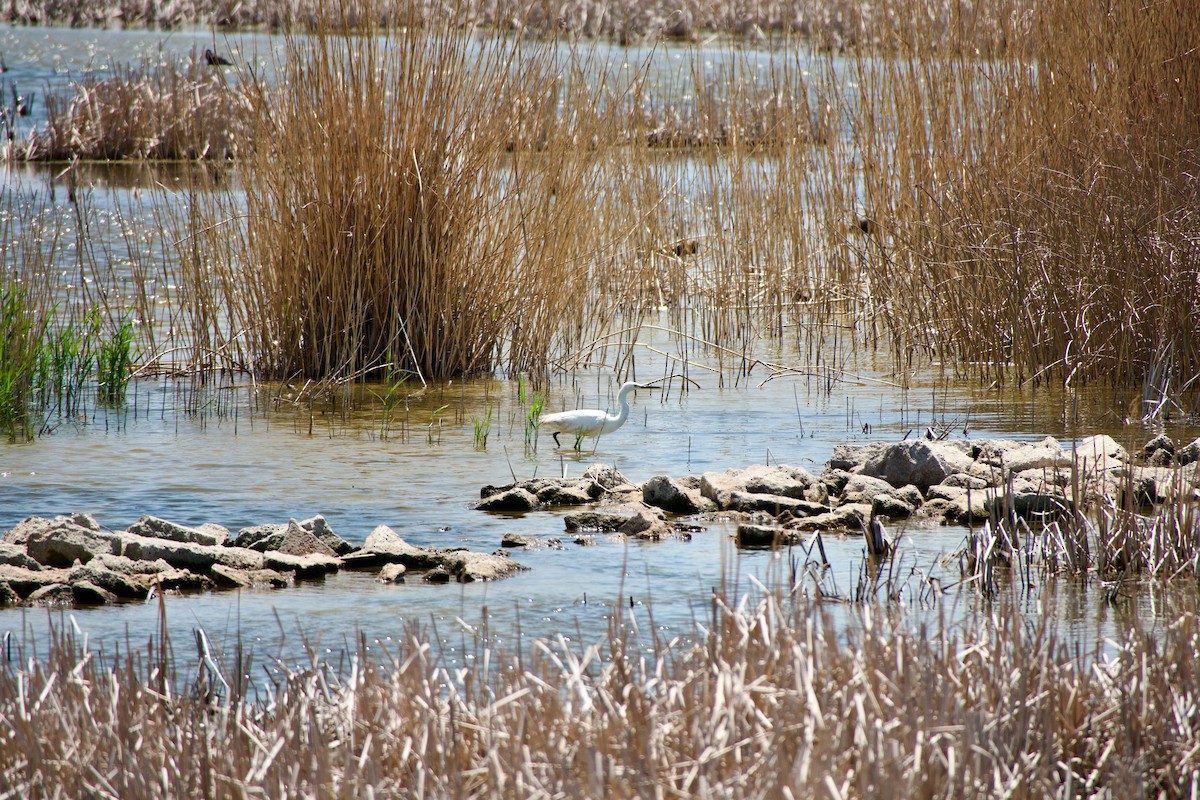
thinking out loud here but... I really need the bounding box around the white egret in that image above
[539,381,650,450]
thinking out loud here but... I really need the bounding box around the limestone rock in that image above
[379,563,407,583]
[4,514,101,545]
[126,515,228,546]
[25,520,121,568]
[861,440,974,492]
[476,487,540,512]
[276,520,338,557]
[642,475,710,514]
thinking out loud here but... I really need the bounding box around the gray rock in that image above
[1143,434,1175,458]
[1076,435,1126,472]
[0,542,43,571]
[940,472,992,490]
[476,487,540,512]
[1177,438,1200,466]
[3,514,101,545]
[735,524,802,548]
[25,584,75,606]
[229,515,351,555]
[276,520,338,557]
[438,551,527,582]
[618,511,673,540]
[728,491,824,517]
[26,521,121,568]
[820,469,853,497]
[743,465,817,499]
[861,440,974,492]
[424,567,452,583]
[828,442,888,471]
[564,504,660,532]
[0,583,17,606]
[785,503,871,532]
[0,564,70,598]
[582,464,630,490]
[126,515,227,546]
[262,551,341,579]
[973,437,1070,474]
[500,533,539,548]
[699,465,804,509]
[871,494,915,519]
[118,531,265,573]
[210,564,291,589]
[71,581,119,606]
[68,563,151,599]
[642,475,710,514]
[533,482,595,506]
[840,474,900,505]
[379,563,407,583]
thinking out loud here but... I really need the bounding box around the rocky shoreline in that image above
[5,434,1198,608]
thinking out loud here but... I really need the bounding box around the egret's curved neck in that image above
[610,383,637,423]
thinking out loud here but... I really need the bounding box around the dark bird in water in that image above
[204,49,233,67]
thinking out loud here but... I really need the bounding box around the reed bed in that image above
[2,581,1199,797]
[12,54,253,162]
[840,0,1200,400]
[0,0,1024,49]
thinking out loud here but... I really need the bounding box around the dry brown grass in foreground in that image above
[2,585,1198,797]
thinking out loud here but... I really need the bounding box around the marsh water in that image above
[2,24,1198,672]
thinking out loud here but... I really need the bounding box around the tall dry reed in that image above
[3,581,1199,796]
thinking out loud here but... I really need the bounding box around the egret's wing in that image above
[538,409,607,435]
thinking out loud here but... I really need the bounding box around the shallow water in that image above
[2,24,1198,672]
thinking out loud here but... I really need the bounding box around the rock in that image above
[973,437,1070,474]
[582,464,630,490]
[25,584,75,606]
[940,472,992,490]
[618,511,673,540]
[840,474,901,505]
[0,542,43,571]
[1143,434,1175,459]
[642,475,710,514]
[476,487,540,512]
[728,491,824,517]
[26,520,121,568]
[118,531,265,573]
[500,533,539,548]
[985,491,1072,519]
[871,494,915,519]
[861,440,974,492]
[68,563,151,599]
[342,526,441,569]
[1177,438,1200,466]
[0,583,17,606]
[379,563,407,583]
[210,564,291,589]
[785,503,871,532]
[0,564,70,598]
[820,469,853,497]
[735,523,802,548]
[71,581,119,606]
[438,551,528,581]
[828,442,888,472]
[534,482,594,506]
[564,504,662,532]
[1075,435,1126,472]
[275,520,337,557]
[126,515,228,546]
[425,567,452,583]
[3,514,101,545]
[262,551,340,579]
[229,516,351,554]
[743,465,818,499]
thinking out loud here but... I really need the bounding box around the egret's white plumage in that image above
[539,382,648,449]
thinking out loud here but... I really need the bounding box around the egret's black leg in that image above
[552,431,561,447]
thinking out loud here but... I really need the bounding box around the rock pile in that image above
[1,513,525,608]
[478,434,1200,549]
